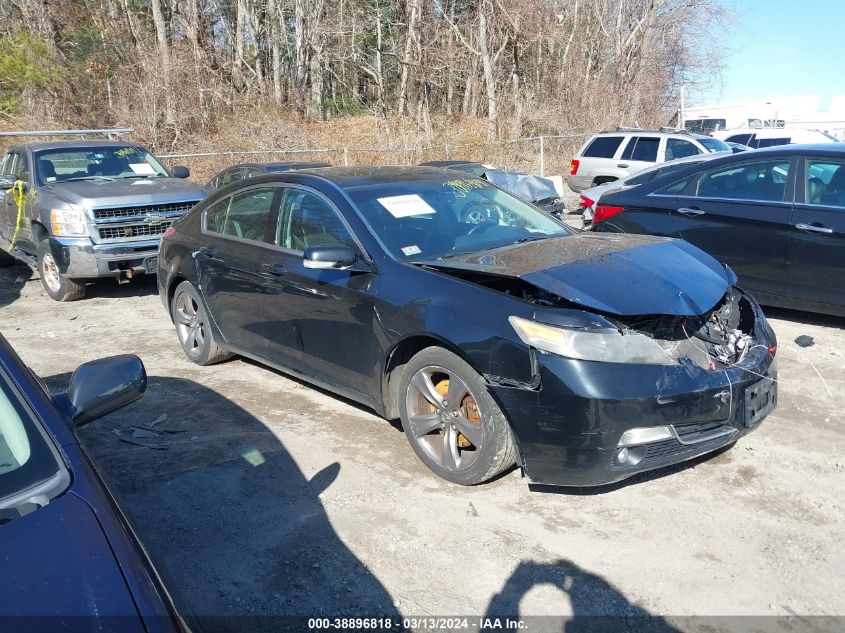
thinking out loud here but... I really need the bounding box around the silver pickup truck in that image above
[0,139,205,301]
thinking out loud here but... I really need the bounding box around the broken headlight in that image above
[50,208,88,237]
[509,316,675,365]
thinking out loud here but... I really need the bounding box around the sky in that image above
[691,0,845,107]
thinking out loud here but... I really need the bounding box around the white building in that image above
[683,94,845,139]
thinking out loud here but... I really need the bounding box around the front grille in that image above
[92,201,198,220]
[644,438,684,461]
[98,223,171,240]
[673,420,734,444]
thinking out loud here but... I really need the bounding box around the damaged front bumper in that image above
[49,237,160,279]
[492,295,777,487]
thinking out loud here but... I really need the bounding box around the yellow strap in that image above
[7,180,25,250]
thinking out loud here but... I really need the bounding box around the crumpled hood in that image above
[425,234,732,316]
[45,178,205,208]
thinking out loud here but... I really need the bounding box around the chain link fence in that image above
[156,133,592,184]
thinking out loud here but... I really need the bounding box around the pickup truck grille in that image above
[90,200,200,243]
[98,223,171,241]
[92,201,197,220]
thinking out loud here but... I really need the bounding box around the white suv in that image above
[568,128,731,192]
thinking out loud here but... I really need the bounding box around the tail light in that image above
[569,159,580,176]
[579,194,594,208]
[593,204,624,224]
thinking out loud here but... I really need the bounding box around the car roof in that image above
[282,165,473,190]
[418,160,484,168]
[225,161,331,170]
[9,140,147,152]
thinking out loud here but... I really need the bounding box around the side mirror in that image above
[59,355,147,426]
[171,165,190,179]
[0,176,14,189]
[303,244,357,270]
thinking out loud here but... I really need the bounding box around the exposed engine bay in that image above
[612,288,757,369]
[421,264,757,370]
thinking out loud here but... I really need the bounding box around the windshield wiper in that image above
[62,175,115,182]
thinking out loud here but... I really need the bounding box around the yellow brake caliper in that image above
[430,379,480,448]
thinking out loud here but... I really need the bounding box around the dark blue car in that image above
[0,334,183,632]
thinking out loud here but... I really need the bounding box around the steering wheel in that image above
[465,220,498,238]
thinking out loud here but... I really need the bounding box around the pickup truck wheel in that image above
[399,346,516,485]
[37,241,86,301]
[171,281,232,365]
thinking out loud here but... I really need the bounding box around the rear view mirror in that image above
[171,165,190,178]
[303,244,357,270]
[58,355,147,426]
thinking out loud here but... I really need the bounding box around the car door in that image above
[195,185,281,356]
[617,135,662,175]
[787,156,845,311]
[1,151,31,248]
[669,156,795,299]
[261,185,379,397]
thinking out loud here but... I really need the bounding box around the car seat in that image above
[807,177,826,204]
[38,159,57,180]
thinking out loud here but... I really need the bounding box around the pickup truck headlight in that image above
[50,209,88,237]
[509,316,675,365]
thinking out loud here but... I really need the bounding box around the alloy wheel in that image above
[174,291,207,358]
[405,365,484,471]
[41,252,62,293]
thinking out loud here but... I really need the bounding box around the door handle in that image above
[677,207,706,216]
[795,223,833,235]
[617,163,629,168]
[261,263,287,277]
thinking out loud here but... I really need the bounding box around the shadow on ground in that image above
[45,373,399,633]
[485,559,679,632]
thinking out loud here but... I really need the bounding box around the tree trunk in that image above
[150,0,175,125]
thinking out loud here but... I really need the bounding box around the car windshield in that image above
[347,176,571,262]
[0,372,62,513]
[34,146,169,185]
[697,137,731,153]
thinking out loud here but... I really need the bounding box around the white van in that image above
[712,127,839,148]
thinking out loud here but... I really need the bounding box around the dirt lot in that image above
[1,245,843,631]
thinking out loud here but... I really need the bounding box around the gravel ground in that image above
[1,250,843,632]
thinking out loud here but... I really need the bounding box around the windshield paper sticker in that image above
[129,162,157,176]
[401,245,422,256]
[444,178,486,197]
[378,194,436,218]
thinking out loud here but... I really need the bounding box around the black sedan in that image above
[592,144,845,316]
[0,335,182,631]
[157,167,777,487]
[206,160,331,190]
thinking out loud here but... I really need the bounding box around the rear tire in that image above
[592,176,618,187]
[171,280,232,365]
[37,241,86,301]
[398,346,516,485]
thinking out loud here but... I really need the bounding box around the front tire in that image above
[37,241,86,301]
[171,280,232,365]
[398,346,516,485]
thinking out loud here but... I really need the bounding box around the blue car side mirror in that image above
[56,355,147,427]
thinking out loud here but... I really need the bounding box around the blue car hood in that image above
[427,234,731,316]
[0,491,145,630]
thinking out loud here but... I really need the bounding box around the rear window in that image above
[697,137,731,153]
[756,138,790,148]
[620,137,660,162]
[726,134,754,146]
[582,136,624,159]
